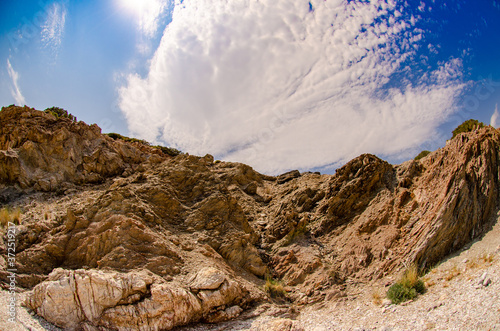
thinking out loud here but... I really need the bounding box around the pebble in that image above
[474,271,492,289]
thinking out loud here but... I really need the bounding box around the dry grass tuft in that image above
[465,252,495,272]
[264,275,286,298]
[479,252,495,264]
[0,207,22,228]
[370,288,384,306]
[400,264,421,289]
[444,263,461,281]
[466,259,479,270]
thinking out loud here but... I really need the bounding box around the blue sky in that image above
[1,0,499,174]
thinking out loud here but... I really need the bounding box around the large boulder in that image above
[25,267,248,330]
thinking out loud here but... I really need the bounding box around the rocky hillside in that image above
[0,105,499,330]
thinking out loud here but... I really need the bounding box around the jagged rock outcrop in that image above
[0,106,499,329]
[0,105,164,193]
[266,128,500,291]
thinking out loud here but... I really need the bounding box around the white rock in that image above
[25,268,247,330]
[189,267,226,290]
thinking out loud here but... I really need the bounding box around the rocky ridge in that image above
[0,105,499,330]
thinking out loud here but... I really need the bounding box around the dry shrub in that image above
[0,207,21,227]
[264,275,286,298]
[370,288,384,306]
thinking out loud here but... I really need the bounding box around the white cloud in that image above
[491,104,499,128]
[118,0,170,37]
[6,59,26,106]
[119,0,465,174]
[41,2,67,55]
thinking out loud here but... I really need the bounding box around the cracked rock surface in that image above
[1,106,500,330]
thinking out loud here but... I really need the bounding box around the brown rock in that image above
[277,170,301,184]
[2,106,500,329]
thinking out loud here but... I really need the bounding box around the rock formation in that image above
[0,105,499,330]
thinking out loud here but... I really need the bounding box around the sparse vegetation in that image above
[414,150,431,161]
[0,207,22,228]
[106,133,181,156]
[479,252,495,264]
[44,107,77,122]
[451,119,485,139]
[106,132,150,145]
[152,145,181,157]
[264,275,286,298]
[386,264,426,304]
[444,263,461,281]
[465,252,495,271]
[370,288,384,306]
[282,218,308,246]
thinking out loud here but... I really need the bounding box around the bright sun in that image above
[116,0,165,36]
[119,0,147,14]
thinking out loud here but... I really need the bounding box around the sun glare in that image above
[118,0,146,16]
[115,0,166,36]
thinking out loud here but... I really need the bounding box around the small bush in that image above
[44,107,77,122]
[264,276,286,298]
[414,150,431,161]
[451,119,485,139]
[387,283,417,304]
[387,264,426,304]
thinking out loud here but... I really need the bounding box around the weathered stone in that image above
[190,267,226,290]
[2,106,500,329]
[277,170,301,184]
[25,268,249,330]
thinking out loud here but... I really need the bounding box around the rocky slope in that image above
[1,105,499,330]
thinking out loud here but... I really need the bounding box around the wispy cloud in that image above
[41,2,67,56]
[491,104,499,128]
[6,59,26,106]
[119,0,465,174]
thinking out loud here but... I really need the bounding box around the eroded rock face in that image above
[264,128,500,289]
[0,106,164,193]
[1,106,500,329]
[25,267,248,330]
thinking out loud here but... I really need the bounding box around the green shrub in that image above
[451,119,485,139]
[386,264,426,304]
[387,283,417,304]
[414,150,431,161]
[44,107,77,122]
